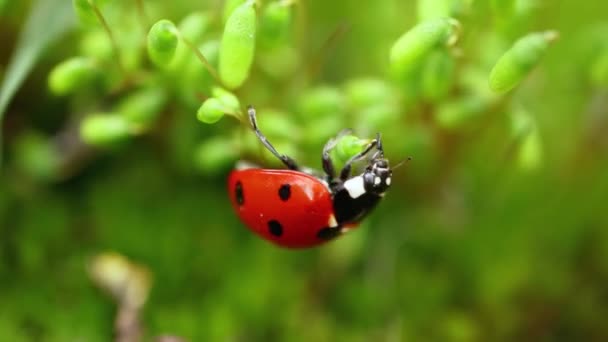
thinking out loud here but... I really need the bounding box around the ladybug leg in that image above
[322,129,353,182]
[248,106,299,170]
[370,133,384,160]
[339,139,378,181]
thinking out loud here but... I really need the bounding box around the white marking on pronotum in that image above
[374,177,381,185]
[386,177,391,186]
[344,176,366,199]
[327,214,338,228]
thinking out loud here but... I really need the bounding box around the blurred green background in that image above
[1,0,608,341]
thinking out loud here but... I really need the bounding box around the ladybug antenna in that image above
[247,105,299,171]
[392,156,412,170]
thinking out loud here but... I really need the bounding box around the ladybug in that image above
[227,106,393,248]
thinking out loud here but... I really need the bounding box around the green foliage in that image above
[219,1,257,89]
[48,57,98,95]
[2,0,608,340]
[0,0,75,158]
[390,17,460,78]
[259,1,292,49]
[147,20,180,67]
[489,30,558,93]
[197,98,226,124]
[212,86,241,113]
[118,86,168,127]
[80,113,132,146]
[334,135,371,163]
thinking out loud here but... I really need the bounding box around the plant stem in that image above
[135,0,148,31]
[88,0,125,75]
[180,36,224,87]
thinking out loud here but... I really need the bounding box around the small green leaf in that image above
[147,19,180,68]
[118,87,168,126]
[48,57,98,95]
[335,135,371,163]
[178,12,211,43]
[80,113,132,146]
[390,18,460,78]
[211,87,241,113]
[79,29,113,60]
[219,1,257,89]
[259,2,292,49]
[489,31,558,93]
[197,98,226,124]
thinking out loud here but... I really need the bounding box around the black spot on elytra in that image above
[316,227,341,240]
[278,184,291,201]
[268,220,283,237]
[235,181,244,205]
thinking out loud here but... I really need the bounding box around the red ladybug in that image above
[227,106,393,248]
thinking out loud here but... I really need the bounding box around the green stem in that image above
[135,0,148,31]
[88,0,125,75]
[180,35,224,88]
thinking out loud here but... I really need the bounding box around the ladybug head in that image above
[362,134,392,195]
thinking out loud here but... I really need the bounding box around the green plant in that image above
[1,0,608,340]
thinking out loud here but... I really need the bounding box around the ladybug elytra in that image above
[228,106,393,248]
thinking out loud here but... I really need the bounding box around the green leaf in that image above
[197,98,226,124]
[48,57,98,95]
[219,1,257,89]
[390,18,460,78]
[147,19,180,68]
[489,31,558,93]
[0,0,75,164]
[80,113,132,146]
[335,135,371,163]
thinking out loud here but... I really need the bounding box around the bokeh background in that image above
[1,0,608,341]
